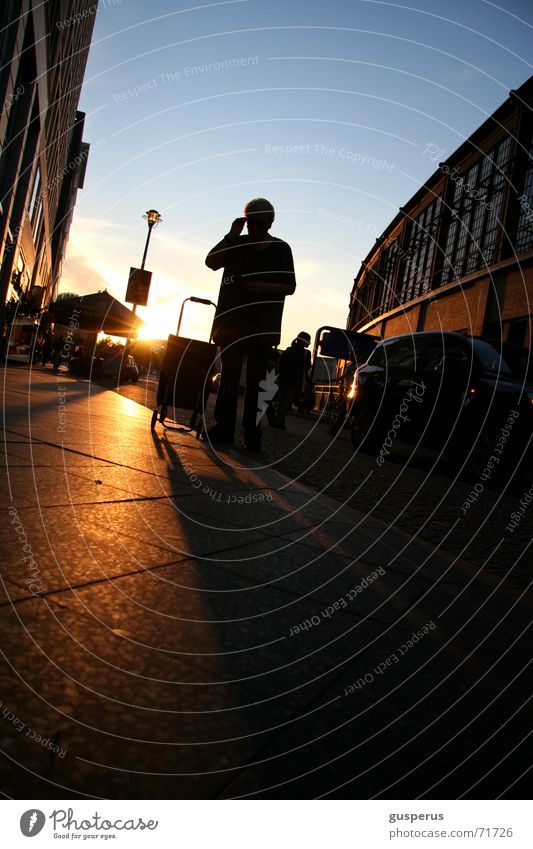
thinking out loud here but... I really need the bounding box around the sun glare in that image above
[135,299,215,343]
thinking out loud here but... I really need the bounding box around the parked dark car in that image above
[102,353,139,383]
[349,331,533,478]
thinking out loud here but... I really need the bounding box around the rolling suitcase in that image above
[150,297,218,437]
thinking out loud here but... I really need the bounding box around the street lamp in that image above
[140,209,162,270]
[125,209,162,350]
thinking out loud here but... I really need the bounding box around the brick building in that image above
[0,0,96,329]
[348,76,533,352]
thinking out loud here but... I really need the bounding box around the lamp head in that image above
[144,209,162,228]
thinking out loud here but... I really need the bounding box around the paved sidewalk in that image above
[0,365,531,799]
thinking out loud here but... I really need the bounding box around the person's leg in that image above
[212,341,243,441]
[242,339,271,448]
[276,381,298,427]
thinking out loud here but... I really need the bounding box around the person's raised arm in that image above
[205,217,246,270]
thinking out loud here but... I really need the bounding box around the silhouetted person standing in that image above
[41,330,53,366]
[270,331,311,429]
[205,198,296,452]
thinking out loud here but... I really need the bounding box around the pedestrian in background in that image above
[269,331,311,430]
[41,330,53,366]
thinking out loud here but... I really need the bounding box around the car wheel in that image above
[351,406,384,453]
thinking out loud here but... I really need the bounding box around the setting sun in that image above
[135,298,216,343]
[135,304,176,341]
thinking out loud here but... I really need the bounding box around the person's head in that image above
[244,198,275,239]
[296,331,311,348]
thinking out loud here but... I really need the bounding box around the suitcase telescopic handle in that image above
[176,297,217,338]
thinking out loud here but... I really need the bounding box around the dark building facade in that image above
[348,76,533,352]
[0,0,96,329]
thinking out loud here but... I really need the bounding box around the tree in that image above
[95,335,124,356]
[55,292,80,301]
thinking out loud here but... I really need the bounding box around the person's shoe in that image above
[201,426,234,446]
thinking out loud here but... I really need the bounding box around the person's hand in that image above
[228,217,246,239]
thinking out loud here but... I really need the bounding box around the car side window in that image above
[421,337,446,372]
[392,339,418,371]
[421,336,469,374]
[443,338,469,364]
[368,344,388,367]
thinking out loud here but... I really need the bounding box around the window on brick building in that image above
[441,134,514,283]
[376,238,400,313]
[28,171,39,214]
[515,135,533,253]
[351,272,374,327]
[507,319,528,347]
[397,197,442,304]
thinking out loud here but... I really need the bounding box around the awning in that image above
[49,290,143,337]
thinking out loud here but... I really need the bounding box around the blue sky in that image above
[61,0,533,345]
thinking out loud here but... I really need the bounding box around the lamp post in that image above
[126,209,162,350]
[140,209,162,270]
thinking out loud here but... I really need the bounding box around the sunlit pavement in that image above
[1,364,531,799]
